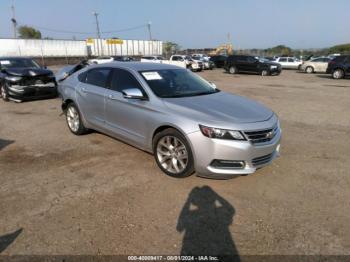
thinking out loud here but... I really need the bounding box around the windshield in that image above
[0,58,40,69]
[258,57,270,63]
[139,69,219,98]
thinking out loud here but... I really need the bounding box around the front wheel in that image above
[332,69,344,79]
[261,69,269,76]
[1,83,9,102]
[153,128,194,178]
[65,102,88,135]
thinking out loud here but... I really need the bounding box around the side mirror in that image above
[42,65,47,69]
[209,82,217,89]
[122,88,145,100]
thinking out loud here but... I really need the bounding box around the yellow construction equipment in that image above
[209,43,233,56]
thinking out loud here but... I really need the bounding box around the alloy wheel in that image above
[156,136,188,174]
[306,67,313,74]
[333,69,344,79]
[229,66,236,74]
[66,106,80,132]
[1,86,9,101]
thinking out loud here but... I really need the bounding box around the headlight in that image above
[5,76,22,82]
[199,125,246,140]
[270,65,277,69]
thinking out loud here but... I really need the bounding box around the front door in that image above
[105,68,150,147]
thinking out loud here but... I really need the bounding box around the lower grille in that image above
[252,154,273,167]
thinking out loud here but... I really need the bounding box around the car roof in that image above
[93,62,182,71]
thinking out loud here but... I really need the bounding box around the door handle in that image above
[108,94,118,100]
[81,87,87,92]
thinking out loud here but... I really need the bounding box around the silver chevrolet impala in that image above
[58,62,281,179]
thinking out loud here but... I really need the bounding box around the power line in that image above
[20,23,149,36]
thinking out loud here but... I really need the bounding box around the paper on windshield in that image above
[0,60,11,65]
[142,72,162,80]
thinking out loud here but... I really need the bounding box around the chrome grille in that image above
[252,153,273,167]
[244,125,278,144]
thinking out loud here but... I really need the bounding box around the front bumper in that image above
[7,82,57,100]
[187,123,281,179]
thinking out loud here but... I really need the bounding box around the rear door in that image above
[104,68,150,146]
[76,68,111,127]
[236,56,250,71]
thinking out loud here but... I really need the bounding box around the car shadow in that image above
[0,228,23,253]
[0,138,14,151]
[177,186,240,261]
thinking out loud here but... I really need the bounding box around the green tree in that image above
[265,45,292,56]
[329,43,350,54]
[163,42,181,58]
[18,26,42,39]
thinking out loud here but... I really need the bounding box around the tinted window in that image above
[110,68,144,93]
[279,58,287,62]
[247,57,256,63]
[238,56,248,62]
[86,68,111,87]
[311,58,323,62]
[288,58,295,62]
[78,71,88,82]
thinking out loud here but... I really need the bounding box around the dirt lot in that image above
[0,69,349,256]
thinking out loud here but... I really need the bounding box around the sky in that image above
[0,0,349,49]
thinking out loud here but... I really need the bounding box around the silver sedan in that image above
[58,62,281,179]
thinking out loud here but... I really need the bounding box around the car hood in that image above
[4,68,53,77]
[163,91,273,125]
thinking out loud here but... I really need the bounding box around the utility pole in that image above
[92,11,103,55]
[11,0,17,38]
[147,21,152,41]
[93,11,101,39]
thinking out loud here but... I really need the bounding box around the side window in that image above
[110,68,145,94]
[288,58,295,62]
[238,56,247,62]
[279,58,287,62]
[85,68,111,88]
[247,57,256,63]
[78,71,88,82]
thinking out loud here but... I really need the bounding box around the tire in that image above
[332,69,344,79]
[261,69,269,76]
[305,66,314,74]
[1,83,9,102]
[153,128,194,178]
[229,66,237,74]
[65,102,88,135]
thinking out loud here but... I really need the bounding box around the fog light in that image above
[210,160,245,169]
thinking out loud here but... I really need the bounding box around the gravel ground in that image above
[0,69,349,256]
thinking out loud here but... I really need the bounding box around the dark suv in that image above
[326,55,350,79]
[224,55,281,76]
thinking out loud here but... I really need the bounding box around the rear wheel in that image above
[332,69,344,79]
[153,128,194,178]
[305,66,314,74]
[65,102,88,135]
[1,83,9,102]
[229,66,237,74]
